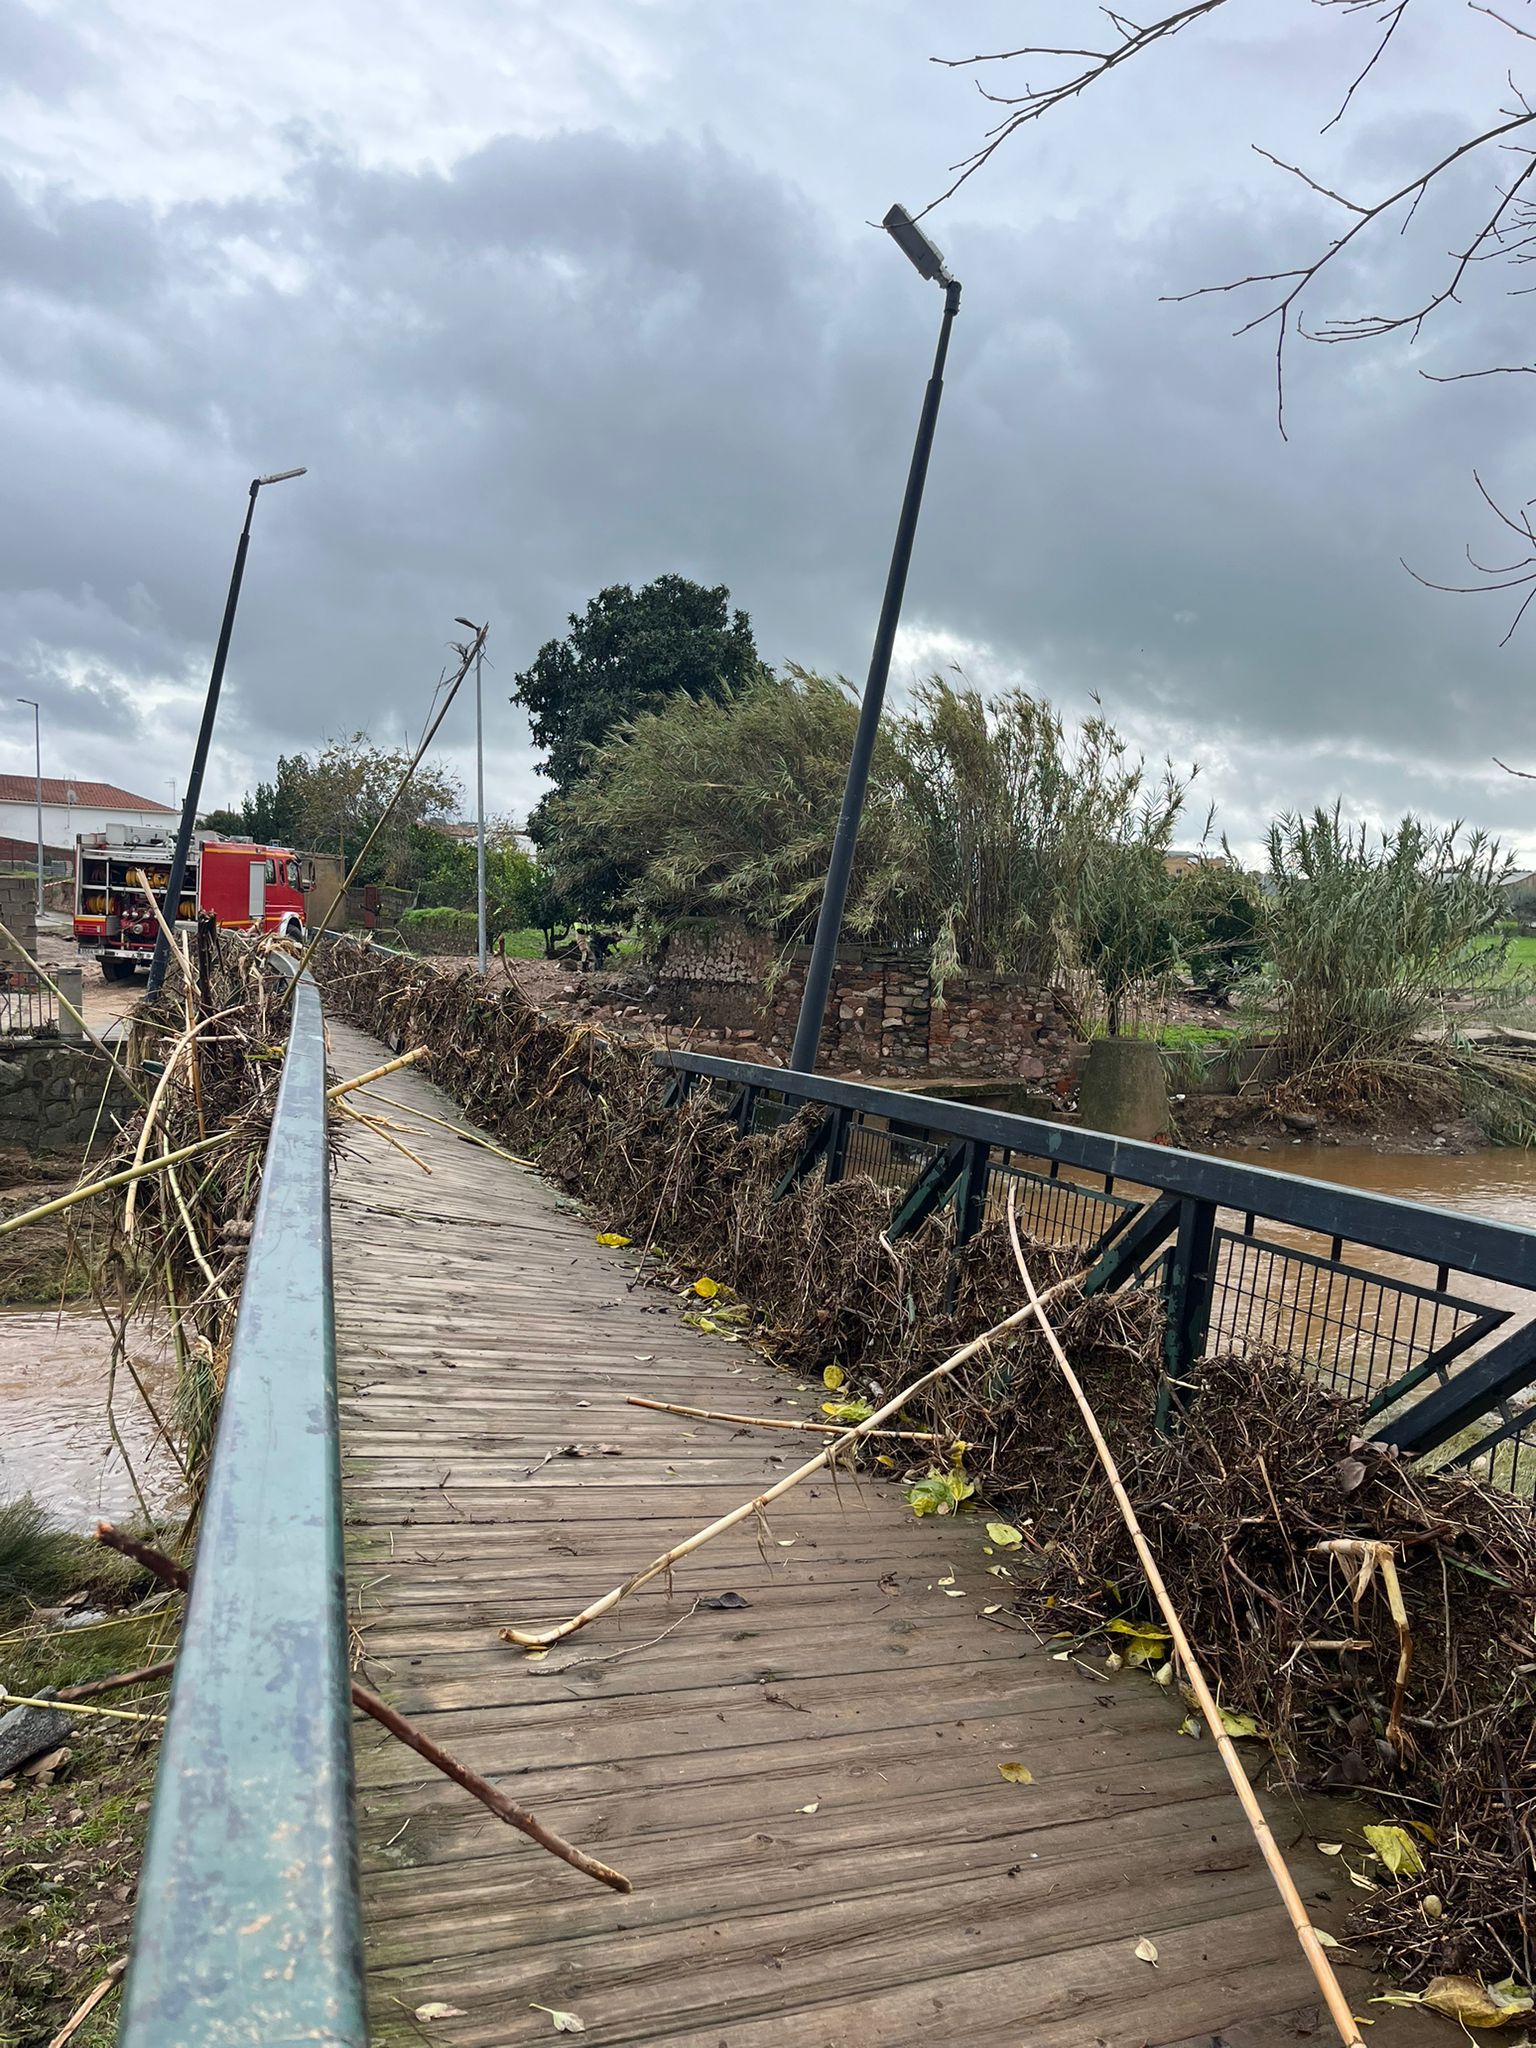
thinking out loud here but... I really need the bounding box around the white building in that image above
[0,776,176,866]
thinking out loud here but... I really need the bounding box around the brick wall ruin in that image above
[637,921,1077,1088]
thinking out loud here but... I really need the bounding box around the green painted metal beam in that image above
[119,972,366,2048]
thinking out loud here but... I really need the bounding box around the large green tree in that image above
[513,575,764,802]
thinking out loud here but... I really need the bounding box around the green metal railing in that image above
[118,970,366,2048]
[658,1049,1536,1464]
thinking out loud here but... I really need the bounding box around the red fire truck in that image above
[74,829,311,979]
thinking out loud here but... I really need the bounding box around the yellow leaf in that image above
[1105,1618,1171,1667]
[1317,1842,1344,1856]
[998,1761,1034,1783]
[876,1454,895,1468]
[594,1232,631,1247]
[1134,1937,1159,1967]
[1421,1975,1534,2027]
[942,1588,966,1597]
[822,1365,845,1390]
[1218,1708,1263,1739]
[986,1522,1024,1550]
[1177,1714,1202,1739]
[981,1603,1001,1615]
[1309,1928,1341,1949]
[692,1275,721,1298]
[798,1801,819,1814]
[529,2006,586,2034]
[1362,1823,1425,1879]
[938,1570,956,1585]
[415,2004,468,2021]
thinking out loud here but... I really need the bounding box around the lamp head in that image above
[254,467,307,487]
[882,204,952,286]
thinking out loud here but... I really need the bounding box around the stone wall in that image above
[0,1042,136,1153]
[643,920,1076,1089]
[0,875,38,965]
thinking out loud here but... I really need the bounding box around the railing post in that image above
[954,1137,988,1245]
[1160,1195,1217,1428]
[824,1105,850,1186]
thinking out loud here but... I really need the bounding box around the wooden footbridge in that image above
[118,969,1536,2047]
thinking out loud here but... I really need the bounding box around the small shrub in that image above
[0,1495,142,1626]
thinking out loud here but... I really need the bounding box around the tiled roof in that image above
[0,777,175,811]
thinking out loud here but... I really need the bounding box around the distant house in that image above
[0,777,176,866]
[1501,869,1536,915]
[1163,849,1208,876]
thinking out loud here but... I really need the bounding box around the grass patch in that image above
[0,1592,178,2047]
[0,1499,149,1632]
[1156,1022,1241,1050]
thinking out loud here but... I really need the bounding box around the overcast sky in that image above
[2,0,1533,860]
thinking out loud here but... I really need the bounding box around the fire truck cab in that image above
[74,828,311,980]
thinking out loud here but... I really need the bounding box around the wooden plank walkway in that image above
[328,1019,1407,2048]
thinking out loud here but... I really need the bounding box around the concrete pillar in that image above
[1078,1037,1170,1142]
[54,967,84,1040]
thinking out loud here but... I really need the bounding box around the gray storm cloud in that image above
[0,2,1530,852]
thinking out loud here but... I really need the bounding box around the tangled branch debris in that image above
[314,945,1536,1985]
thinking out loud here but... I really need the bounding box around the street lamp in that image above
[455,617,489,975]
[16,699,42,918]
[787,207,962,1071]
[148,468,307,994]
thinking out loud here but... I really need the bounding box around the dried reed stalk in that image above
[1002,1194,1367,2048]
[499,1264,1088,1650]
[625,1395,943,1442]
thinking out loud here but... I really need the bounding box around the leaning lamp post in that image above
[148,468,306,994]
[787,206,962,1072]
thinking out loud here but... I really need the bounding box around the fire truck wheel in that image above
[100,958,134,983]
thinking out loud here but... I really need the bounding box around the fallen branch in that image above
[94,1525,629,1893]
[499,1264,1088,1650]
[59,1659,176,1702]
[1001,1194,1366,2048]
[625,1394,944,1442]
[46,1959,125,2048]
[348,1679,631,1893]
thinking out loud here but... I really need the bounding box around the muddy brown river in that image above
[0,1309,180,1531]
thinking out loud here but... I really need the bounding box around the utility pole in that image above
[16,699,42,918]
[149,467,306,994]
[455,620,489,975]
[788,207,962,1072]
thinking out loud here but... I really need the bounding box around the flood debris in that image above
[314,948,1536,1992]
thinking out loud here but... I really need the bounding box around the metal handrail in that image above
[656,1050,1536,1286]
[119,970,366,2048]
[655,1049,1536,1455]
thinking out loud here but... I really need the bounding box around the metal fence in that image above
[0,968,57,1037]
[662,1052,1536,1474]
[118,968,365,2048]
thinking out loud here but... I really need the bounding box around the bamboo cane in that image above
[352,1088,534,1167]
[0,1131,232,1237]
[0,1689,164,1724]
[0,1050,429,1243]
[624,1395,944,1442]
[499,1265,1088,1650]
[326,1047,430,1099]
[1001,1196,1366,2048]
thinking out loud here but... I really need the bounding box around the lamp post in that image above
[16,699,42,918]
[148,468,306,995]
[787,207,962,1072]
[455,618,489,975]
